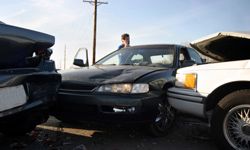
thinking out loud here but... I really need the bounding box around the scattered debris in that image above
[73,144,87,150]
[176,116,211,141]
[62,141,72,146]
[129,133,135,138]
[10,142,27,149]
[0,116,216,150]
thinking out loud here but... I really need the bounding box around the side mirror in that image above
[202,58,207,63]
[180,60,196,67]
[73,48,89,67]
[73,59,86,67]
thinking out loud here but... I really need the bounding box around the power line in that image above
[83,0,108,64]
[83,0,108,5]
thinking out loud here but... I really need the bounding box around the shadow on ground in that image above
[0,116,218,150]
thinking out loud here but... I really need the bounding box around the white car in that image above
[167,32,250,150]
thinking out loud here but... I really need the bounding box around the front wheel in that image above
[211,89,250,150]
[149,103,175,137]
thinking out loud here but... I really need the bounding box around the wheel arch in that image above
[205,81,250,111]
[163,81,175,90]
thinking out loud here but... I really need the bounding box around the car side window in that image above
[102,54,120,65]
[151,54,173,65]
[131,54,144,64]
[187,48,203,64]
[179,48,190,61]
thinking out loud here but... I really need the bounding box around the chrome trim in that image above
[59,86,98,93]
[167,87,206,118]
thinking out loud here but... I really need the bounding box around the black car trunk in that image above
[0,23,55,69]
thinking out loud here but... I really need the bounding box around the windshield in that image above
[96,46,175,67]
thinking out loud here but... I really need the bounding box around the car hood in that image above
[60,65,166,85]
[190,32,250,61]
[0,23,55,69]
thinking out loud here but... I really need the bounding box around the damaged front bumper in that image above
[54,90,165,124]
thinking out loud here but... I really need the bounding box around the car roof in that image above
[121,44,185,50]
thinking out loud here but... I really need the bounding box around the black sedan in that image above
[53,44,203,136]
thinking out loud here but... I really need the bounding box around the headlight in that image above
[131,84,149,93]
[175,73,197,90]
[96,83,149,94]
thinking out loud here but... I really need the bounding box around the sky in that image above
[1,0,250,69]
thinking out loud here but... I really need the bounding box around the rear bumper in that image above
[0,96,55,118]
[0,95,56,126]
[54,90,165,124]
[167,87,206,118]
[0,73,60,122]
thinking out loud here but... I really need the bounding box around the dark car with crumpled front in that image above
[54,44,203,136]
[0,23,61,135]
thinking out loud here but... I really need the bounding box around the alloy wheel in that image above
[223,104,250,150]
[154,103,175,132]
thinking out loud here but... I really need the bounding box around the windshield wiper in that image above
[95,64,117,66]
[120,63,133,66]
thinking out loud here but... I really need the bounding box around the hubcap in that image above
[155,104,174,131]
[242,124,250,136]
[223,104,250,149]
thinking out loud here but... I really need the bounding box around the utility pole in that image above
[83,0,108,64]
[64,44,66,70]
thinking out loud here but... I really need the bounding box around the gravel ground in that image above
[0,116,218,150]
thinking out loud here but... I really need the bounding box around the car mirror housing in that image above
[180,60,196,67]
[73,58,87,67]
[73,48,89,67]
[202,58,207,63]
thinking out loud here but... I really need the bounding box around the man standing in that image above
[118,33,130,49]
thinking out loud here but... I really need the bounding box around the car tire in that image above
[211,89,250,150]
[148,103,175,137]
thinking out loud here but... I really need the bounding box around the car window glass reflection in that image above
[96,48,174,67]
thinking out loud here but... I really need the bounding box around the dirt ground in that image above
[0,116,218,150]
